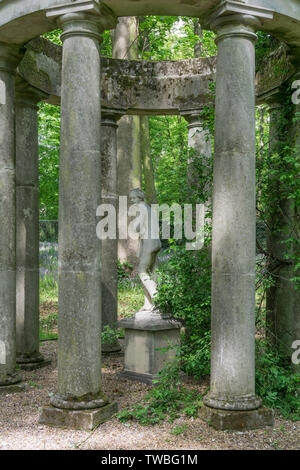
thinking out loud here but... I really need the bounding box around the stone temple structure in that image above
[0,0,299,431]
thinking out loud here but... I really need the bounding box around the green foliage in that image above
[255,32,281,71]
[117,259,133,281]
[139,17,216,60]
[155,246,211,379]
[101,30,113,57]
[40,313,58,341]
[39,220,58,243]
[101,326,119,346]
[43,29,62,46]
[256,339,300,420]
[38,103,60,220]
[118,350,202,425]
[118,280,144,318]
[149,116,189,206]
[170,424,188,436]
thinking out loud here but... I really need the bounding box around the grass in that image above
[40,274,58,303]
[39,243,58,340]
[39,259,144,340]
[118,279,144,318]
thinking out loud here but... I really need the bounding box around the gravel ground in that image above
[0,341,299,451]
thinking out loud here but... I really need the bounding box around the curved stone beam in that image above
[0,1,218,44]
[249,0,300,48]
[18,38,216,115]
[19,37,293,111]
[256,44,295,103]
[0,0,300,50]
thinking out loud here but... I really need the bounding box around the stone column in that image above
[181,108,212,206]
[0,43,24,393]
[201,5,274,431]
[39,2,117,430]
[291,71,300,377]
[265,91,296,358]
[100,107,125,353]
[15,81,50,370]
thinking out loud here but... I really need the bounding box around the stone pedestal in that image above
[119,311,181,385]
[199,404,274,431]
[39,402,118,431]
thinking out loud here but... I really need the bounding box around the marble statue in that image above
[129,189,162,312]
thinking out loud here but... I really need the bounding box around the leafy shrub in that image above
[256,339,300,420]
[118,349,203,425]
[101,325,119,346]
[155,245,211,378]
[117,259,133,281]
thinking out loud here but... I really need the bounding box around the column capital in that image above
[180,108,205,129]
[15,78,49,109]
[0,43,24,75]
[101,107,127,127]
[207,0,273,43]
[46,1,117,41]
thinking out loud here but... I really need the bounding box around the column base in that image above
[39,401,118,430]
[0,371,24,394]
[203,393,262,411]
[102,341,122,354]
[199,404,274,431]
[17,353,51,371]
[0,383,25,395]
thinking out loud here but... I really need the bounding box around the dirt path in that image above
[0,342,299,450]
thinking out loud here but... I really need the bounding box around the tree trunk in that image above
[113,17,142,267]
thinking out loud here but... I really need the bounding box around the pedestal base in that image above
[0,383,25,395]
[18,359,52,371]
[119,311,181,385]
[199,404,274,431]
[119,369,159,386]
[102,341,122,354]
[39,401,118,430]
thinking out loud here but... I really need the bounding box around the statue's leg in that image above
[138,251,157,311]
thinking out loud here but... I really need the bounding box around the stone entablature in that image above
[18,37,216,113]
[18,37,295,112]
[0,0,300,48]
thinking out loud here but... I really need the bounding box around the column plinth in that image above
[15,81,51,371]
[0,43,24,391]
[100,108,126,354]
[201,7,274,429]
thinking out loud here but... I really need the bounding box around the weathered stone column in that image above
[100,107,125,353]
[181,108,212,206]
[290,71,300,376]
[265,90,296,358]
[201,4,274,431]
[15,81,50,371]
[39,2,117,430]
[0,43,24,393]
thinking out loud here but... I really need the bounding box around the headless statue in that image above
[129,189,161,312]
